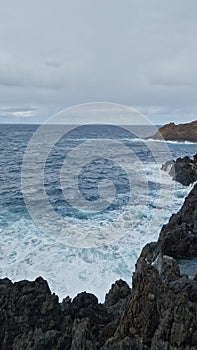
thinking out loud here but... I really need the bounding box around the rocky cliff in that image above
[158,183,197,259]
[149,120,197,142]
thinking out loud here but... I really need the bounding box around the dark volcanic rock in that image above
[148,120,197,142]
[0,259,196,349]
[0,257,196,350]
[0,277,66,350]
[105,279,131,308]
[0,277,122,350]
[139,241,159,263]
[103,256,197,350]
[161,154,197,186]
[158,183,197,258]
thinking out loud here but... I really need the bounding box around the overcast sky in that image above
[0,0,197,124]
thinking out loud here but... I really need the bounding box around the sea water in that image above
[0,124,196,301]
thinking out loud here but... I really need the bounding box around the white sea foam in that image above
[0,162,190,302]
[146,138,197,145]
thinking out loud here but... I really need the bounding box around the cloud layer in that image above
[0,0,197,124]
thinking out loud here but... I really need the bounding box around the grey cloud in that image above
[0,106,37,118]
[0,60,67,89]
[0,106,37,113]
[45,60,62,69]
[0,0,197,124]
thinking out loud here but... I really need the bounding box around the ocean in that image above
[0,123,196,301]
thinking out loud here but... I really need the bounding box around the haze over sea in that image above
[0,123,196,301]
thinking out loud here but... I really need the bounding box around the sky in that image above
[0,0,197,125]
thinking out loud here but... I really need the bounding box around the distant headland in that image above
[148,120,197,142]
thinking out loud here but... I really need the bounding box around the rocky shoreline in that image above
[148,120,197,143]
[0,186,197,349]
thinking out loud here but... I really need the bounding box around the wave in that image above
[145,138,197,145]
[0,161,188,302]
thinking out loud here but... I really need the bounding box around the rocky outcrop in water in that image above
[161,154,197,186]
[148,120,197,142]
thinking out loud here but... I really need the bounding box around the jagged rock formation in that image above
[158,183,197,258]
[161,154,197,186]
[103,256,197,350]
[148,120,197,142]
[0,277,131,350]
[0,257,196,349]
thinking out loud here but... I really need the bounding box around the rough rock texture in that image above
[139,241,158,263]
[0,276,131,350]
[161,154,197,186]
[148,120,197,142]
[102,256,197,350]
[158,183,197,258]
[0,258,196,350]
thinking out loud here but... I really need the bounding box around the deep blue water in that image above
[0,124,196,300]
